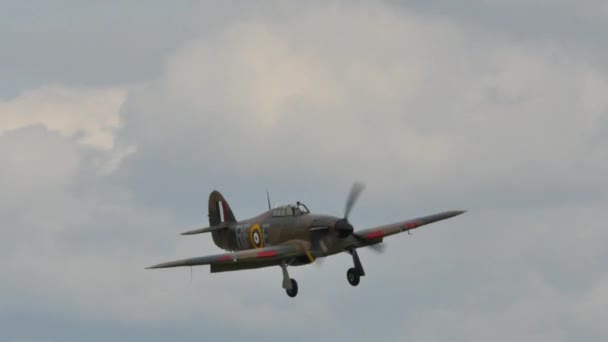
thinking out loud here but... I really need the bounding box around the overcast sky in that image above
[1,1,607,341]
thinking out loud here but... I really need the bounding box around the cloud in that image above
[117,2,608,212]
[1,2,608,341]
[0,2,256,96]
[0,85,127,150]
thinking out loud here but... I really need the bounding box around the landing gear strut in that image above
[281,262,298,298]
[346,248,365,286]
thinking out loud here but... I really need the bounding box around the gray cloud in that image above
[116,2,608,214]
[0,2,263,97]
[397,0,608,73]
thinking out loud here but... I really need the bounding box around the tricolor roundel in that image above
[249,224,264,249]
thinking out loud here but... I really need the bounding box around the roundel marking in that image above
[249,224,264,249]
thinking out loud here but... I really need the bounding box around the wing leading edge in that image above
[351,210,465,246]
[146,243,306,272]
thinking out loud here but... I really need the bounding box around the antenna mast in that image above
[266,189,272,210]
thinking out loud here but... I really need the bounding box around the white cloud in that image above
[0,85,127,150]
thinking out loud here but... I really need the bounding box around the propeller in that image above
[312,182,386,264]
[334,182,365,238]
[339,182,387,253]
[365,242,385,253]
[344,182,365,219]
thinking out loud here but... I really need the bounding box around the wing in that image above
[146,242,308,273]
[350,210,465,247]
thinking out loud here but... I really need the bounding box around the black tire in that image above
[347,268,360,286]
[286,278,298,297]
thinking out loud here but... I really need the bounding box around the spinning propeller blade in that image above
[344,182,365,219]
[366,243,385,253]
[334,182,365,238]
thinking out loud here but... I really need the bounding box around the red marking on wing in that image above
[404,221,421,229]
[366,231,385,239]
[257,250,277,258]
[217,254,233,261]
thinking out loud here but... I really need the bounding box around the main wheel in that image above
[285,278,298,297]
[347,268,360,286]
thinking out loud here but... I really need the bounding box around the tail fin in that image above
[208,190,237,226]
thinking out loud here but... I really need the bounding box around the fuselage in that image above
[212,211,341,252]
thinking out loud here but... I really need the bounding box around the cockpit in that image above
[271,202,310,217]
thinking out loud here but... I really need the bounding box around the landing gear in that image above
[281,261,299,298]
[346,248,365,286]
[347,268,360,286]
[286,279,298,297]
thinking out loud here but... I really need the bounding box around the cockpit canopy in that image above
[271,202,310,217]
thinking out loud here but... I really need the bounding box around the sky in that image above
[1,1,607,341]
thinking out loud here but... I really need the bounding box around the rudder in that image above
[208,190,237,226]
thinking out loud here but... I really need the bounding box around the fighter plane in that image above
[147,183,465,297]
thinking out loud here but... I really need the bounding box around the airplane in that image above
[147,183,465,297]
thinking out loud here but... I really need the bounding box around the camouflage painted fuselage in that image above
[212,212,339,251]
[207,191,346,268]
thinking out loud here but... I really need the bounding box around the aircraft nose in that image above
[334,218,354,238]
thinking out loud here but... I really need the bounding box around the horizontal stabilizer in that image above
[181,224,229,235]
